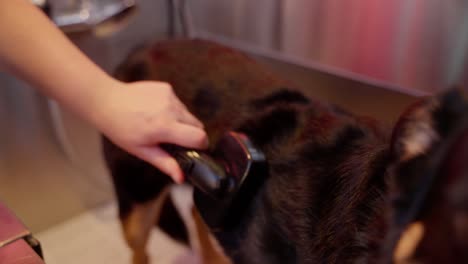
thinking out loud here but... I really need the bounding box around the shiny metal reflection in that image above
[49,0,136,33]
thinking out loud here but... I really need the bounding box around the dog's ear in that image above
[388,88,468,217]
[390,89,467,163]
[390,88,467,168]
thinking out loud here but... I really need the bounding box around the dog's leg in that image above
[122,188,170,264]
[393,222,425,263]
[191,207,232,264]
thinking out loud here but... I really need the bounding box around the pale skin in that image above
[0,0,208,183]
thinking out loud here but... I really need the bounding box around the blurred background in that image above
[0,0,466,263]
[192,0,468,94]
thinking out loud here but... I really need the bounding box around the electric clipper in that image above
[163,131,268,230]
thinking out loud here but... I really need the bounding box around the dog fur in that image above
[102,39,468,264]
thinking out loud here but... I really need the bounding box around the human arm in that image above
[0,0,207,182]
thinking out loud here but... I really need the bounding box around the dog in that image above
[102,39,468,263]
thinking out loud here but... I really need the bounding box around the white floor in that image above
[36,192,201,264]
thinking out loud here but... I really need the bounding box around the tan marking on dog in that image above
[192,206,232,264]
[122,187,170,264]
[394,222,425,263]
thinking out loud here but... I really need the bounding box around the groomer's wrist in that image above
[77,75,121,133]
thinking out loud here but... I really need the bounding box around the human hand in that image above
[94,80,208,183]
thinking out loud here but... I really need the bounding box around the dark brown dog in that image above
[102,39,468,264]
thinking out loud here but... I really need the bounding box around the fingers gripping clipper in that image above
[163,132,268,230]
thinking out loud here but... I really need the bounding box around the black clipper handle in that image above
[162,145,233,198]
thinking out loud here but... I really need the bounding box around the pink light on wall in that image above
[192,0,468,93]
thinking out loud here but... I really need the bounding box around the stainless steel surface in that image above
[189,0,468,94]
[0,74,112,233]
[50,0,136,32]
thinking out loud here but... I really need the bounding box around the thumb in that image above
[136,145,184,183]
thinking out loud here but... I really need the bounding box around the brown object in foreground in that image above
[0,202,44,264]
